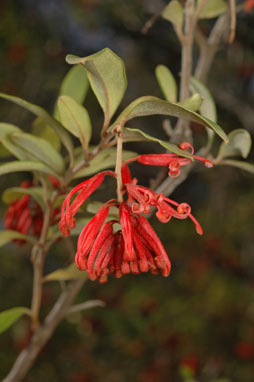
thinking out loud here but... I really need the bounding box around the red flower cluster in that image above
[59,143,212,282]
[5,180,59,245]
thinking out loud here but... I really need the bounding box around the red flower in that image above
[59,146,209,282]
[4,180,59,245]
[245,0,254,12]
[122,164,203,234]
[126,142,213,178]
[74,200,171,282]
[59,171,115,236]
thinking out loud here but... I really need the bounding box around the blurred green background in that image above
[0,0,253,381]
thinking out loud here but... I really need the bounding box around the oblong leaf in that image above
[66,48,127,122]
[0,122,21,139]
[10,132,65,175]
[113,96,228,142]
[2,187,45,209]
[0,230,36,247]
[74,148,137,179]
[0,307,31,335]
[43,263,87,282]
[198,0,227,19]
[1,138,29,160]
[58,95,92,148]
[155,65,177,103]
[190,77,217,146]
[0,93,73,159]
[0,161,57,177]
[218,160,254,174]
[190,77,217,122]
[125,128,194,159]
[218,129,252,160]
[162,0,184,29]
[32,117,60,151]
[59,64,89,104]
[0,123,23,158]
[178,93,202,112]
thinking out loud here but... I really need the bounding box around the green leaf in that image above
[190,77,217,122]
[59,64,89,104]
[0,144,11,158]
[114,96,228,142]
[0,161,57,177]
[198,0,227,19]
[217,129,252,160]
[32,117,60,151]
[0,230,36,247]
[0,122,21,139]
[178,93,202,112]
[155,65,177,103]
[190,77,217,146]
[162,0,184,30]
[43,263,88,282]
[10,132,65,175]
[0,123,22,158]
[58,95,92,149]
[0,93,73,159]
[74,148,137,179]
[66,48,127,123]
[2,187,45,208]
[1,138,28,161]
[218,159,254,174]
[0,307,31,335]
[125,128,194,159]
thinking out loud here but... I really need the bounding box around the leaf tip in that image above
[66,54,84,65]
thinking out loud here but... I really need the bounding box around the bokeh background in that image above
[0,1,253,381]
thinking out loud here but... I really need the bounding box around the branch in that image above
[3,278,86,382]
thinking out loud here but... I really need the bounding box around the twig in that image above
[141,11,162,35]
[3,278,86,382]
[67,300,106,314]
[229,0,236,44]
[114,124,123,203]
[179,0,195,102]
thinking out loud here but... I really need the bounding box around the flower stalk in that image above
[114,124,123,203]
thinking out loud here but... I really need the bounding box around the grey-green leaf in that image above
[178,93,202,112]
[190,77,217,122]
[114,96,228,142]
[2,187,45,209]
[32,117,61,151]
[0,93,73,159]
[155,65,177,103]
[0,230,36,247]
[0,307,31,334]
[125,128,194,159]
[58,95,92,148]
[0,122,21,139]
[66,48,127,123]
[59,64,89,104]
[218,160,254,174]
[162,0,184,30]
[0,161,56,177]
[74,148,136,179]
[43,263,87,282]
[190,77,217,146]
[0,123,22,158]
[10,132,65,175]
[197,0,227,19]
[217,129,252,160]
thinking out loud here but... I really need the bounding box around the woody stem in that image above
[115,124,123,203]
